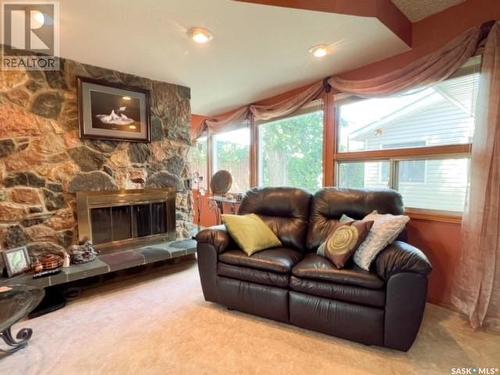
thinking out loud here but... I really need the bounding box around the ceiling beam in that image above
[235,0,412,47]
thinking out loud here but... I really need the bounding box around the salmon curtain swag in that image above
[327,26,481,96]
[193,81,325,139]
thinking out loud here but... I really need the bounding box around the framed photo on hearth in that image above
[2,246,31,278]
[77,76,151,142]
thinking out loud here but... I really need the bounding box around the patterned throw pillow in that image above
[353,211,410,270]
[318,220,374,268]
[316,214,356,257]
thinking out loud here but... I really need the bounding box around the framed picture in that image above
[2,246,31,278]
[77,76,151,142]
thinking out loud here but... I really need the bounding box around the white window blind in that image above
[338,72,479,153]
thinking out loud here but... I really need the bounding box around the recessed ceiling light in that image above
[188,27,213,44]
[309,45,330,58]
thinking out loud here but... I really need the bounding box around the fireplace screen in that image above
[77,189,176,251]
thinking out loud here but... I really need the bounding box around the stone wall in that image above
[0,54,192,262]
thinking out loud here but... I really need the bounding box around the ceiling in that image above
[391,0,465,22]
[58,1,416,116]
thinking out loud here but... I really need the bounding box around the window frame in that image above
[380,142,427,184]
[332,61,480,222]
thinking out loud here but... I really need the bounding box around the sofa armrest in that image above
[195,225,236,254]
[374,241,432,281]
[376,241,431,351]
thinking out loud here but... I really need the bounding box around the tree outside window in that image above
[258,109,323,192]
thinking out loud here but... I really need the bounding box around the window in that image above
[398,160,426,183]
[397,158,469,212]
[338,72,478,153]
[335,58,480,213]
[258,105,324,191]
[189,136,208,190]
[380,142,426,183]
[338,161,390,189]
[213,127,250,193]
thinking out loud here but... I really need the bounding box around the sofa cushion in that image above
[219,247,303,274]
[289,292,385,346]
[292,253,384,289]
[290,276,385,308]
[218,263,289,288]
[306,188,405,251]
[238,187,312,251]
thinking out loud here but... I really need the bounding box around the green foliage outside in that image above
[259,111,323,192]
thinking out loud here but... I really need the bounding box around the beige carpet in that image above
[1,258,499,375]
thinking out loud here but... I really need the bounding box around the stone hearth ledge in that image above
[0,239,197,288]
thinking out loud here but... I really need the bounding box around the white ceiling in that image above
[59,0,410,116]
[391,0,465,22]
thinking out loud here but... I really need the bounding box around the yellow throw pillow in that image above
[222,214,282,256]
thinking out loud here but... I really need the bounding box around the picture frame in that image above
[77,76,151,143]
[2,246,31,278]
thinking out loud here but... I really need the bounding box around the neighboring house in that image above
[346,74,477,212]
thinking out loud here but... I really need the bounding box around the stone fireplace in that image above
[76,189,176,252]
[0,47,193,262]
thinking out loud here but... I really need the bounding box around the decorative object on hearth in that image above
[1,246,31,278]
[31,254,64,278]
[210,170,232,195]
[67,240,98,265]
[77,76,151,142]
[62,252,71,268]
[32,260,43,274]
[39,254,64,270]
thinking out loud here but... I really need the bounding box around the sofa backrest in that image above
[238,187,312,251]
[306,188,405,251]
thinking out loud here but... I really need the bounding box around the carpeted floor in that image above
[1,258,499,375]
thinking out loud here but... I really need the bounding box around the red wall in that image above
[191,0,500,307]
[406,219,462,307]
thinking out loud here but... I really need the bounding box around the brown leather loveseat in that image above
[196,187,432,351]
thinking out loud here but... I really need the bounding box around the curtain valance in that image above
[194,22,494,141]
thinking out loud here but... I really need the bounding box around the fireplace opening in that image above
[77,189,176,251]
